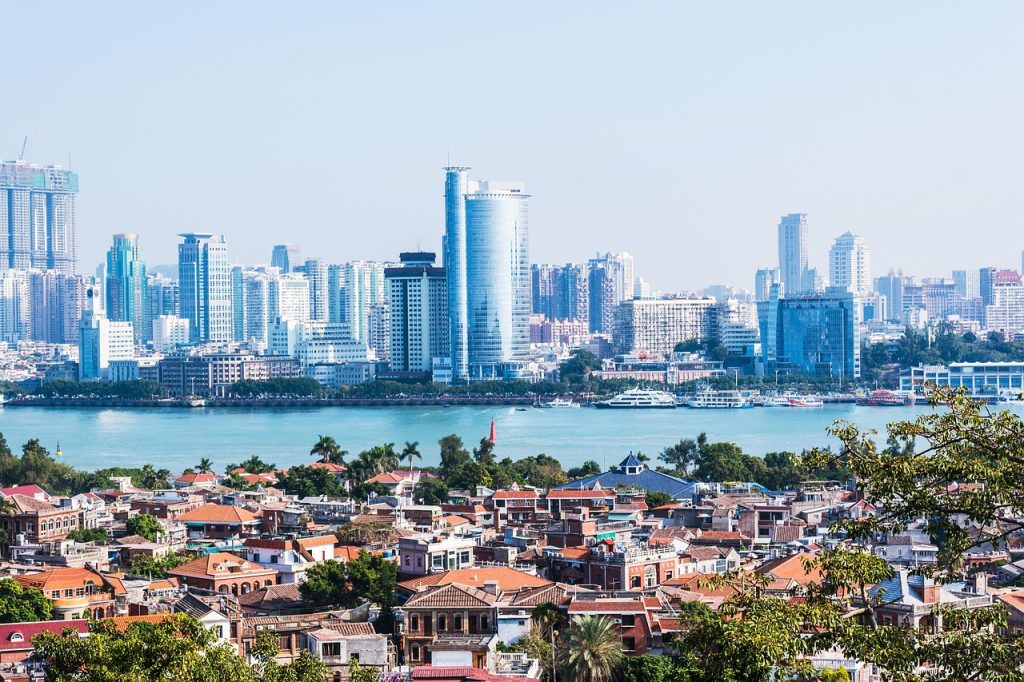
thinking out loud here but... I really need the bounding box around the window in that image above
[622,637,636,652]
[438,615,446,631]
[9,633,23,642]
[411,645,420,661]
[454,614,462,631]
[619,615,635,627]
[322,642,341,656]
[480,615,489,630]
[270,555,279,564]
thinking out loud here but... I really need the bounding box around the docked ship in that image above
[595,388,678,409]
[763,393,824,408]
[687,388,752,409]
[856,390,915,407]
[541,397,581,408]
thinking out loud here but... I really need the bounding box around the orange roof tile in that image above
[399,567,550,594]
[755,552,822,586]
[168,552,277,580]
[15,567,110,593]
[176,503,257,524]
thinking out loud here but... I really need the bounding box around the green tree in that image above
[279,465,343,498]
[567,460,601,480]
[310,435,346,465]
[125,513,163,541]
[347,658,378,682]
[67,527,108,544]
[196,458,214,474]
[559,349,601,381]
[439,434,472,477]
[618,655,683,682]
[401,440,422,470]
[413,477,449,505]
[139,463,171,490]
[0,577,52,623]
[473,437,496,465]
[558,615,623,682]
[129,552,191,579]
[644,490,674,508]
[232,455,276,475]
[659,438,699,475]
[300,552,397,633]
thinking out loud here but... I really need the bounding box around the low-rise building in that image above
[168,552,278,595]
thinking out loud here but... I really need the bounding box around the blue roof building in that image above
[554,453,699,500]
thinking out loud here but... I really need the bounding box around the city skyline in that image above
[2,3,1022,290]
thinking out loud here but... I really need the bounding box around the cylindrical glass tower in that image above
[444,167,471,382]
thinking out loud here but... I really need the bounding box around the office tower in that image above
[979,267,997,305]
[715,298,759,355]
[588,263,617,334]
[152,315,190,352]
[802,267,827,294]
[343,261,386,343]
[270,273,311,323]
[271,244,301,273]
[327,264,346,324]
[756,283,782,365]
[984,279,1024,335]
[304,258,328,322]
[773,289,860,379]
[559,263,589,326]
[828,232,871,296]
[79,286,134,381]
[0,159,79,274]
[952,270,981,300]
[612,297,717,356]
[903,279,959,321]
[367,302,390,362]
[777,213,808,295]
[633,276,651,299]
[230,265,246,342]
[0,270,29,342]
[531,264,556,317]
[385,252,448,373]
[105,234,147,344]
[145,273,179,344]
[28,270,84,344]
[754,267,780,302]
[177,233,231,343]
[244,270,272,345]
[445,168,530,380]
[873,271,908,323]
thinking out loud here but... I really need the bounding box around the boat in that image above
[686,388,751,409]
[541,398,581,409]
[595,388,678,409]
[787,395,824,408]
[187,398,207,407]
[856,390,914,407]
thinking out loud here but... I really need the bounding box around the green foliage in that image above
[349,481,391,500]
[33,380,163,400]
[138,463,171,490]
[279,465,343,498]
[299,552,397,633]
[347,444,400,484]
[66,527,108,544]
[226,455,277,475]
[413,477,449,505]
[0,437,80,495]
[567,460,601,480]
[126,513,163,541]
[347,658,378,682]
[674,337,728,362]
[558,615,623,682]
[229,377,322,398]
[558,349,602,382]
[252,630,330,682]
[644,490,674,508]
[33,613,253,681]
[310,435,346,464]
[0,577,52,623]
[129,552,190,579]
[618,655,686,682]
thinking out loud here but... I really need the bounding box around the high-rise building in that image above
[531,264,557,317]
[305,258,328,321]
[772,289,860,380]
[587,261,617,334]
[78,287,134,381]
[230,265,246,342]
[28,270,84,344]
[828,232,871,297]
[152,315,190,352]
[0,159,79,274]
[444,167,471,381]
[0,270,29,342]
[873,271,910,323]
[177,233,231,343]
[343,261,386,344]
[271,244,301,274]
[105,234,147,344]
[756,283,782,365]
[386,252,448,374]
[754,267,780,302]
[243,269,272,346]
[270,273,311,324]
[145,273,179,344]
[777,213,808,295]
[985,280,1024,335]
[612,297,717,356]
[979,267,998,305]
[327,264,346,325]
[952,270,981,301]
[559,263,589,326]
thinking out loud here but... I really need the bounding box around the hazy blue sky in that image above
[2,2,1022,291]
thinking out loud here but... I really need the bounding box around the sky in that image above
[2,2,1022,292]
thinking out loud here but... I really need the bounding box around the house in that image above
[130,492,203,520]
[302,622,393,673]
[399,535,476,577]
[0,619,89,666]
[173,472,221,489]
[865,568,992,631]
[173,592,239,647]
[239,611,354,665]
[402,582,499,669]
[490,488,544,529]
[497,583,577,645]
[243,535,336,583]
[306,462,350,491]
[552,454,700,500]
[14,567,126,620]
[0,494,81,547]
[168,552,278,595]
[566,592,656,656]
[754,552,822,595]
[237,583,305,616]
[397,567,551,598]
[175,503,261,539]
[365,470,437,499]
[873,535,939,566]
[545,489,616,518]
[680,546,741,575]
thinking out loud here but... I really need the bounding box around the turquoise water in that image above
[0,403,1004,474]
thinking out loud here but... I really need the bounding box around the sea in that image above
[0,402,1003,474]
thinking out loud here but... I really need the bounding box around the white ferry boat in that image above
[595,388,678,409]
[687,389,751,409]
[542,397,581,408]
[763,393,824,408]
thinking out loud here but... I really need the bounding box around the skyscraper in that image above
[773,289,860,380]
[271,244,301,274]
[178,233,231,343]
[343,261,386,344]
[105,233,147,344]
[754,267,780,302]
[386,252,448,374]
[145,273,179,342]
[873,271,909,323]
[0,270,29,342]
[777,213,808,296]
[0,159,79,274]
[444,168,531,381]
[305,258,328,321]
[828,232,871,297]
[28,270,84,344]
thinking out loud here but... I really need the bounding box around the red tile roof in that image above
[399,567,550,593]
[0,620,88,651]
[176,503,257,524]
[0,484,50,499]
[168,552,278,580]
[492,490,538,499]
[175,473,219,484]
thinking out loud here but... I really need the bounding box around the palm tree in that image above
[310,435,345,465]
[401,441,422,471]
[197,458,213,474]
[140,464,171,490]
[558,615,623,682]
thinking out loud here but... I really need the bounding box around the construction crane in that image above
[17,136,28,161]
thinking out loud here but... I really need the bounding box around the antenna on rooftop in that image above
[17,136,28,161]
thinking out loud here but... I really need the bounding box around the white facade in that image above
[0,270,29,342]
[270,274,311,324]
[613,297,716,356]
[985,284,1024,335]
[152,314,190,352]
[777,213,808,295]
[386,256,448,373]
[79,308,134,381]
[343,261,386,344]
[269,320,373,366]
[828,232,871,297]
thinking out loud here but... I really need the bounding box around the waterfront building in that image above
[445,168,531,380]
[105,234,147,344]
[152,314,190,352]
[979,266,997,305]
[178,233,231,343]
[157,352,299,397]
[828,232,871,297]
[953,269,981,301]
[367,302,390,362]
[772,289,860,379]
[268,320,372,367]
[777,213,808,296]
[385,252,448,374]
[271,244,301,274]
[588,253,633,334]
[0,269,29,342]
[530,317,588,346]
[243,270,272,346]
[230,265,246,342]
[0,159,78,274]
[754,267,780,302]
[901,362,1024,398]
[28,270,84,344]
[78,292,134,381]
[342,261,386,344]
[269,273,311,324]
[305,258,328,321]
[612,297,717,356]
[327,263,346,324]
[533,262,591,327]
[756,283,782,366]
